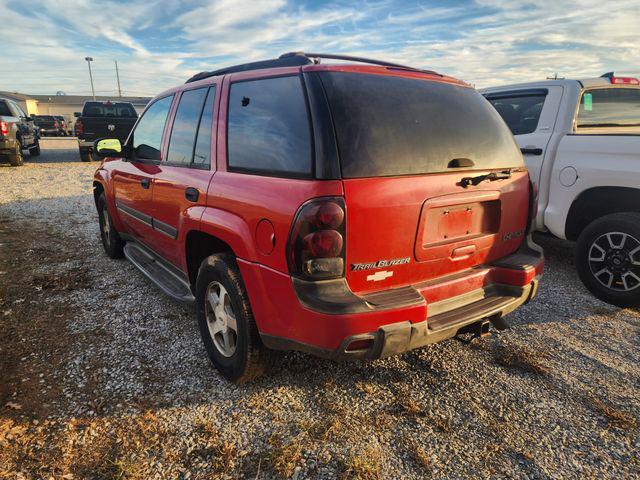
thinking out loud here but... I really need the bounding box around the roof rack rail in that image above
[280,52,439,75]
[185,51,439,83]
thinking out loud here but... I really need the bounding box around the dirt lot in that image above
[1,138,638,479]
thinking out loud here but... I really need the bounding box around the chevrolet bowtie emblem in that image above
[366,270,394,282]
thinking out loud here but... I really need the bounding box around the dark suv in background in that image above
[75,101,137,161]
[33,115,60,137]
[0,97,40,166]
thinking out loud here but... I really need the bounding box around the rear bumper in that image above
[39,128,58,135]
[262,277,538,360]
[0,138,16,154]
[242,238,544,360]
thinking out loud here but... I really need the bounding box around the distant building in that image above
[0,91,151,123]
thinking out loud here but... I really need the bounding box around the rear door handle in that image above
[520,147,543,156]
[185,187,199,202]
[140,178,151,189]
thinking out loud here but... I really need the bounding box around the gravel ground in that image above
[1,138,638,479]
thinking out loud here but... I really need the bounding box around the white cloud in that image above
[0,0,639,95]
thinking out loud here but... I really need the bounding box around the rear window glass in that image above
[577,88,640,128]
[227,76,312,177]
[319,72,523,178]
[82,102,137,118]
[486,92,547,135]
[0,101,11,116]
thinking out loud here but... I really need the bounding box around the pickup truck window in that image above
[166,87,209,166]
[82,102,138,118]
[132,95,174,161]
[227,76,312,177]
[486,92,547,135]
[320,72,523,178]
[577,88,640,128]
[0,101,11,116]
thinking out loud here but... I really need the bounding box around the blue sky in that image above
[2,0,639,96]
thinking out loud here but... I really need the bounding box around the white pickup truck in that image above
[482,73,640,307]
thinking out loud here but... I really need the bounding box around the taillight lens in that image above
[288,197,346,280]
[0,121,8,137]
[75,119,83,135]
[54,121,59,128]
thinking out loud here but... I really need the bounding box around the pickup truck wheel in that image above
[196,254,269,383]
[29,139,41,157]
[576,212,640,307]
[8,140,24,167]
[97,193,124,259]
[79,148,91,162]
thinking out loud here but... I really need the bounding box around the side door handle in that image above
[520,147,543,156]
[140,178,151,189]
[185,187,199,202]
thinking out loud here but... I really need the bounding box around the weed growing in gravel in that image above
[268,432,303,478]
[341,444,383,480]
[493,343,550,375]
[406,441,432,473]
[590,397,637,430]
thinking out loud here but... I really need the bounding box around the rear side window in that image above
[227,76,312,177]
[83,102,138,117]
[485,91,547,135]
[166,87,208,166]
[577,88,640,128]
[132,95,173,160]
[319,72,523,178]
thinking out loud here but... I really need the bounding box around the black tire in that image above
[29,139,40,157]
[196,253,269,383]
[576,212,640,307]
[97,193,124,259]
[8,140,24,167]
[80,149,91,162]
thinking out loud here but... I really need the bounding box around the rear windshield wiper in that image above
[460,170,511,188]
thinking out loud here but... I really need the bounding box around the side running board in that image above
[123,242,195,304]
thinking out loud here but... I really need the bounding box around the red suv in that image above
[93,52,544,382]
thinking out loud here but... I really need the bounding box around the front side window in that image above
[577,88,640,129]
[486,92,547,135]
[132,95,174,160]
[227,76,312,177]
[166,88,208,166]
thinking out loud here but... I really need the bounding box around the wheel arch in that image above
[185,230,235,290]
[566,186,640,241]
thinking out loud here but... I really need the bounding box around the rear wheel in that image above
[576,212,640,307]
[97,193,124,259]
[29,139,40,157]
[80,148,91,162]
[8,140,24,167]
[196,253,269,383]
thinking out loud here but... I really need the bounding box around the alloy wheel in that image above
[205,281,238,357]
[588,231,640,291]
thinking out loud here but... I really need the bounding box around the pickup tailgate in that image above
[80,117,137,143]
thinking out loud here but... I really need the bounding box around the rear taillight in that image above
[0,121,8,137]
[75,119,83,135]
[288,197,346,280]
[54,121,59,128]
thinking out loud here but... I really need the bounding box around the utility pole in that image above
[115,60,122,97]
[85,56,95,100]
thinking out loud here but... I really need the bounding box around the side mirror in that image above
[94,138,123,158]
[74,112,81,118]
